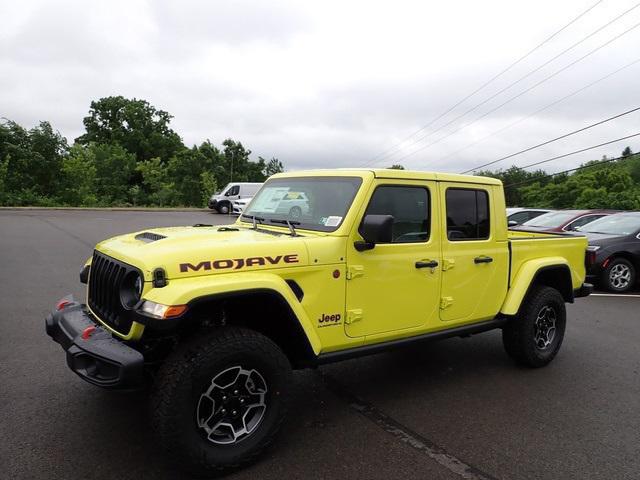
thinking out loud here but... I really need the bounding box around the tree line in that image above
[0,96,284,207]
[476,147,640,209]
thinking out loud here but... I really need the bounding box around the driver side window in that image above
[362,185,430,243]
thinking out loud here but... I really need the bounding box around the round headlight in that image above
[120,271,143,308]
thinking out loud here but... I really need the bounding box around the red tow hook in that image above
[56,299,72,311]
[81,326,96,340]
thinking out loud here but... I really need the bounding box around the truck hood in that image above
[94,225,311,280]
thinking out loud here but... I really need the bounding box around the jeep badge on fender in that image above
[44,169,592,476]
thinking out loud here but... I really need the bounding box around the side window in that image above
[566,214,604,230]
[226,185,240,196]
[363,186,430,243]
[508,211,529,224]
[445,188,490,241]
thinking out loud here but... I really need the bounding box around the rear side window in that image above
[445,188,490,241]
[363,186,430,243]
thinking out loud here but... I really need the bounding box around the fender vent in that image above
[135,232,166,243]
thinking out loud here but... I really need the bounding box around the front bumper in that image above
[208,198,218,209]
[45,297,144,389]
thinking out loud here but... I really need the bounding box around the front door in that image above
[345,181,441,338]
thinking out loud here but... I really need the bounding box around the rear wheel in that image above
[601,257,635,292]
[502,285,566,368]
[151,328,292,476]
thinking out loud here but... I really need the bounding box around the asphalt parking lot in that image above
[1,209,639,480]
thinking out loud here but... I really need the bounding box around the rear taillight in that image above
[585,247,599,269]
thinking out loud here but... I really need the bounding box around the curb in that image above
[0,206,215,213]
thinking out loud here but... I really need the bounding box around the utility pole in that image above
[230,149,234,183]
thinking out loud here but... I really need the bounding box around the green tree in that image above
[136,157,174,206]
[58,144,97,206]
[264,157,284,176]
[0,119,67,201]
[91,143,136,205]
[76,96,184,162]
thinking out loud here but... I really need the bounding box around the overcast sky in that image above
[2,0,640,173]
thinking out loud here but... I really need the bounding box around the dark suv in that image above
[580,212,640,292]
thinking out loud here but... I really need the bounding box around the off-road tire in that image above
[151,327,292,476]
[601,257,635,293]
[502,285,566,368]
[217,203,230,215]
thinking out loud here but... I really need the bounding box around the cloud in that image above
[2,0,640,174]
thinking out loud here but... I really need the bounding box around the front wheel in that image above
[151,328,292,476]
[217,203,230,215]
[601,257,635,292]
[502,285,566,368]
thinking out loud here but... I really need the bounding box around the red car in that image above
[512,209,618,233]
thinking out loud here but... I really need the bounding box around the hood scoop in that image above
[135,232,167,243]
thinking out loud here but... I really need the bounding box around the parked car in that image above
[512,209,616,233]
[250,189,310,219]
[232,197,252,215]
[507,207,554,226]
[208,182,263,214]
[579,212,640,292]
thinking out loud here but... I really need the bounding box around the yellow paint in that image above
[84,169,587,353]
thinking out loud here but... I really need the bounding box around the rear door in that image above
[439,184,508,324]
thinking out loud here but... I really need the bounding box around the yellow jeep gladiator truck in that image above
[45,169,592,476]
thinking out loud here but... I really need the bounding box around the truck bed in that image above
[508,230,588,291]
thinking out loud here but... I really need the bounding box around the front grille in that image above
[88,251,140,335]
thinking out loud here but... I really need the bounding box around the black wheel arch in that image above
[179,288,316,369]
[525,265,574,306]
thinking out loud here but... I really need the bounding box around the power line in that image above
[363,0,604,166]
[368,1,639,167]
[379,19,640,167]
[503,151,637,189]
[460,107,640,174]
[510,132,640,172]
[441,56,640,164]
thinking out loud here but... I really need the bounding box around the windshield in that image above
[241,176,362,232]
[522,211,576,227]
[577,214,640,235]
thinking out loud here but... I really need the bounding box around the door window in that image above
[445,188,490,241]
[362,186,430,243]
[564,214,605,231]
[226,185,240,196]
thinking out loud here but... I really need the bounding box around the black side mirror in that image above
[355,214,394,251]
[508,220,518,227]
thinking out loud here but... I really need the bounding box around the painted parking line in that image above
[591,293,640,297]
[319,372,500,480]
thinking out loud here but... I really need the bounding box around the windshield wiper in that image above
[270,219,300,236]
[241,214,265,230]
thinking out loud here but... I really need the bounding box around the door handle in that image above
[415,260,438,269]
[474,256,493,264]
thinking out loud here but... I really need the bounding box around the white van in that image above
[208,182,263,214]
